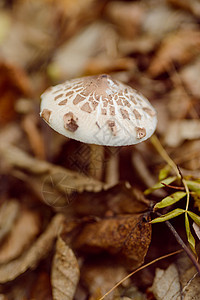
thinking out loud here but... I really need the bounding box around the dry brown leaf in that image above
[22,113,46,160]
[164,120,200,147]
[148,29,200,77]
[151,264,181,300]
[0,214,64,283]
[176,254,200,299]
[0,200,20,243]
[51,236,80,300]
[0,62,32,125]
[168,0,200,17]
[82,262,129,300]
[73,214,151,268]
[105,1,145,39]
[0,144,112,208]
[0,209,40,264]
[29,272,52,300]
[180,57,200,98]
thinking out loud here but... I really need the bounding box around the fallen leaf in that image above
[168,0,200,18]
[105,1,145,39]
[180,57,200,98]
[30,272,52,300]
[0,62,32,125]
[176,254,200,299]
[164,120,200,147]
[0,214,64,283]
[151,264,181,300]
[82,261,129,299]
[0,144,113,208]
[73,214,151,268]
[51,236,80,300]
[0,200,20,243]
[148,29,200,77]
[192,222,200,240]
[0,209,40,264]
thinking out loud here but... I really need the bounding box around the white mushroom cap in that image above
[40,74,157,146]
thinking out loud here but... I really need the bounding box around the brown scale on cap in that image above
[133,109,141,120]
[54,94,63,101]
[41,109,52,123]
[58,99,68,106]
[81,102,92,113]
[136,127,146,139]
[120,108,130,120]
[63,112,78,132]
[143,107,156,117]
[107,120,117,136]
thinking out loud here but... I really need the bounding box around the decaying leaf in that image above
[164,120,200,147]
[73,214,151,268]
[105,1,145,39]
[51,236,80,300]
[82,262,129,299]
[0,200,20,243]
[148,29,200,77]
[151,264,181,300]
[168,0,200,18]
[0,209,40,264]
[0,214,64,283]
[0,62,32,125]
[192,222,200,240]
[176,254,200,299]
[29,272,52,300]
[0,144,114,208]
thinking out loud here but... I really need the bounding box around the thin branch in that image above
[156,212,200,274]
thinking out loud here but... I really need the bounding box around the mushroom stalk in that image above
[89,144,104,180]
[105,147,119,185]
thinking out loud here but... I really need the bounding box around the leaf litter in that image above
[0,0,200,299]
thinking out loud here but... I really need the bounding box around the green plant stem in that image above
[150,135,181,179]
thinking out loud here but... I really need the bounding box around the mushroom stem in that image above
[105,147,119,185]
[89,144,104,180]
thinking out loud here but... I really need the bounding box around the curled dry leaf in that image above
[51,236,80,300]
[168,0,200,17]
[180,57,200,98]
[82,262,129,299]
[29,272,52,300]
[151,264,181,300]
[148,29,200,77]
[164,120,200,147]
[105,1,145,39]
[0,200,20,243]
[0,61,32,125]
[0,145,112,207]
[176,254,200,300]
[0,209,40,264]
[73,214,151,268]
[0,214,64,283]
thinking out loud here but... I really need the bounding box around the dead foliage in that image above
[0,0,200,299]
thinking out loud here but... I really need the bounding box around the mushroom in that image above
[40,74,157,182]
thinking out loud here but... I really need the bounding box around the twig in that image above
[98,249,182,300]
[156,212,200,275]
